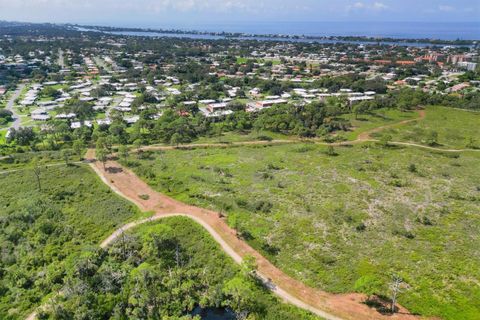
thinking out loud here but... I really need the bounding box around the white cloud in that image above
[438,5,455,12]
[372,2,388,10]
[347,1,388,12]
[0,0,271,16]
[0,0,478,24]
[353,2,366,9]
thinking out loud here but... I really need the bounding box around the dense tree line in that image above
[4,87,479,155]
[37,219,316,320]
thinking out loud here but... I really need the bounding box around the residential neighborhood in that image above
[1,30,478,140]
[0,18,479,320]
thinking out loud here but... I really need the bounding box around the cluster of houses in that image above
[2,32,478,134]
[20,85,41,107]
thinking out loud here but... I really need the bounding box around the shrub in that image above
[266,163,281,170]
[138,194,150,200]
[253,200,273,213]
[326,145,338,156]
[293,145,315,153]
[356,223,367,232]
[256,135,273,141]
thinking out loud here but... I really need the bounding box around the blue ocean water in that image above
[134,21,480,40]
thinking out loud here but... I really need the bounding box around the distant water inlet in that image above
[81,20,480,41]
[78,28,475,48]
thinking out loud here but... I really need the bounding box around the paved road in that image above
[104,95,123,119]
[57,49,65,69]
[93,55,110,72]
[6,84,25,130]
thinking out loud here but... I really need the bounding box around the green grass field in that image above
[194,130,291,144]
[0,130,6,144]
[236,57,249,64]
[374,106,480,149]
[126,142,480,320]
[338,108,418,141]
[0,161,144,318]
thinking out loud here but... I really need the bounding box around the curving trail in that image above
[81,148,422,320]
[357,110,426,141]
[133,110,477,154]
[26,109,464,320]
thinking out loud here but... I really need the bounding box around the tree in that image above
[61,149,73,166]
[96,147,108,170]
[96,135,114,153]
[241,255,257,279]
[425,130,438,146]
[170,133,181,147]
[119,145,130,162]
[352,101,372,119]
[223,276,256,320]
[72,140,86,160]
[0,109,13,122]
[389,275,407,313]
[227,101,246,111]
[33,160,42,191]
[8,127,37,146]
[133,139,142,159]
[109,121,127,144]
[466,137,478,149]
[379,134,392,147]
[40,86,61,99]
[214,123,225,143]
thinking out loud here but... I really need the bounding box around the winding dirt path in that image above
[357,110,426,141]
[80,148,422,320]
[135,110,477,153]
[26,109,463,320]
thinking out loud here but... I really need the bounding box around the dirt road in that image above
[25,109,453,320]
[83,148,422,320]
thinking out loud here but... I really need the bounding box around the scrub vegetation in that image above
[0,159,142,318]
[38,217,318,319]
[374,106,480,149]
[125,139,480,320]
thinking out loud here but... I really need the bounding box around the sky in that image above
[0,0,479,27]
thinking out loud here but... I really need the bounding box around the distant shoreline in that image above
[0,20,477,45]
[72,24,478,47]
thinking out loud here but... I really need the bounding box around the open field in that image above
[125,142,480,320]
[0,151,81,171]
[195,130,291,144]
[0,161,144,318]
[374,106,480,149]
[338,109,418,141]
